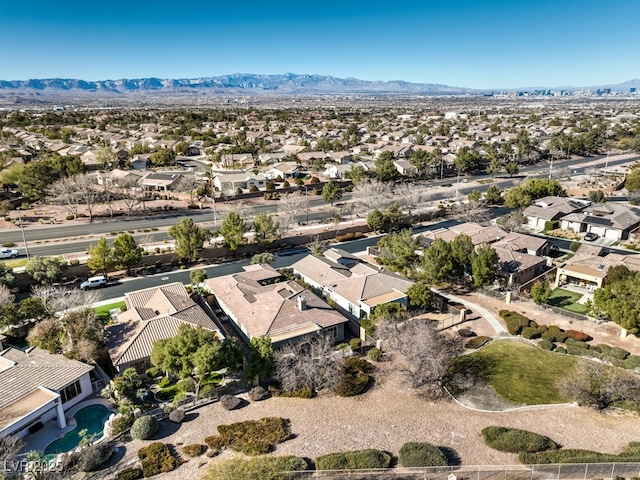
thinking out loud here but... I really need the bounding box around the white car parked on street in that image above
[0,248,19,259]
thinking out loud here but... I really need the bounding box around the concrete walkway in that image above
[433,289,508,335]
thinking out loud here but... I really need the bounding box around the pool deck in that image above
[22,396,115,454]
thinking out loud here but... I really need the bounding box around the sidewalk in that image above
[433,288,507,335]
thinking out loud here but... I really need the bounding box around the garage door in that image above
[604,229,620,240]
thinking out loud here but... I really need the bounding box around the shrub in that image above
[367,347,383,361]
[158,376,171,388]
[249,185,259,193]
[570,242,581,252]
[555,347,567,354]
[204,456,307,480]
[335,357,373,397]
[310,176,320,183]
[181,444,206,456]
[519,443,640,464]
[564,338,589,349]
[465,336,492,349]
[204,435,225,452]
[316,449,392,470]
[544,220,559,231]
[130,415,159,440]
[609,346,630,360]
[214,417,292,456]
[267,385,314,398]
[457,329,476,338]
[168,409,185,424]
[482,426,558,453]
[177,378,195,393]
[624,355,640,370]
[541,326,569,343]
[248,386,270,402]
[349,338,362,349]
[499,310,531,335]
[69,259,80,266]
[564,330,592,342]
[75,442,114,472]
[336,232,365,242]
[538,340,555,351]
[199,383,218,398]
[118,467,143,480]
[399,442,448,467]
[65,215,75,221]
[137,442,177,477]
[283,181,290,188]
[220,394,242,411]
[266,181,275,190]
[145,367,162,379]
[521,326,542,340]
[111,414,134,435]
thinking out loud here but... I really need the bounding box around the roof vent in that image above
[297,295,307,311]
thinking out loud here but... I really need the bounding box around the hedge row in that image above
[398,442,448,467]
[316,449,392,470]
[481,427,558,454]
[519,442,640,464]
[204,456,308,480]
[499,311,531,335]
[465,336,492,349]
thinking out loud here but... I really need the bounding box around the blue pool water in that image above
[43,405,111,455]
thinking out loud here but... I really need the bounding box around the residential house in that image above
[205,264,348,347]
[492,232,550,257]
[0,346,95,440]
[297,151,329,166]
[259,152,288,164]
[220,153,255,169]
[327,151,354,164]
[555,252,640,290]
[560,203,640,240]
[95,169,144,188]
[523,196,588,230]
[106,283,223,374]
[291,248,413,331]
[212,172,267,193]
[494,247,548,287]
[264,162,300,180]
[140,172,183,192]
[393,159,417,176]
[417,222,508,247]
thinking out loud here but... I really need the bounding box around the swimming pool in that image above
[44,404,111,455]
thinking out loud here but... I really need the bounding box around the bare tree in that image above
[278,191,307,235]
[451,200,491,224]
[394,183,425,220]
[0,435,25,464]
[307,234,327,256]
[73,173,102,221]
[0,283,15,306]
[274,334,342,393]
[378,317,462,399]
[175,174,199,205]
[32,285,100,316]
[47,176,83,220]
[114,176,143,216]
[560,360,640,411]
[352,179,391,215]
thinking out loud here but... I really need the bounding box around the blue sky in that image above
[1,0,638,89]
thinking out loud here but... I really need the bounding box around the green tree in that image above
[251,252,275,264]
[18,161,58,201]
[253,213,279,245]
[409,150,431,176]
[450,234,475,280]
[454,147,482,173]
[149,148,176,167]
[530,280,552,305]
[220,212,249,253]
[347,164,367,183]
[168,218,210,262]
[0,262,16,287]
[367,209,386,233]
[467,190,482,203]
[505,161,520,177]
[245,336,274,383]
[25,257,67,284]
[190,269,207,291]
[485,185,503,204]
[87,237,113,278]
[375,151,399,182]
[112,233,143,275]
[376,230,420,275]
[470,244,499,287]
[407,281,433,309]
[625,167,640,192]
[421,239,454,285]
[321,181,342,206]
[593,269,640,332]
[96,147,117,169]
[175,141,189,156]
[588,190,606,203]
[485,157,502,177]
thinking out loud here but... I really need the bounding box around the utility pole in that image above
[301,186,309,225]
[16,207,30,260]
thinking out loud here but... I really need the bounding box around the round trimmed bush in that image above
[481,426,558,453]
[367,347,383,361]
[538,340,555,351]
[349,338,361,349]
[130,415,159,440]
[399,442,448,467]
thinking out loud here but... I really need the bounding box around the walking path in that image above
[433,288,508,335]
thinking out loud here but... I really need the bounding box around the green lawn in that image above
[546,288,589,314]
[448,340,577,405]
[4,258,28,268]
[95,301,125,322]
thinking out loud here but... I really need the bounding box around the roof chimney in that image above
[297,295,307,311]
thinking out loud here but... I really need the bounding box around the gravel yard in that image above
[113,362,640,480]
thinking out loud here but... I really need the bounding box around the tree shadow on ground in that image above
[440,446,461,466]
[149,419,181,440]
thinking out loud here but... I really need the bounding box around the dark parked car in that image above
[584,232,599,241]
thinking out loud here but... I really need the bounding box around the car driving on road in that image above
[0,248,19,259]
[80,275,108,290]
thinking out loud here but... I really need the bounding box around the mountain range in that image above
[0,73,637,103]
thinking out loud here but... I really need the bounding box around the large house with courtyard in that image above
[0,344,95,440]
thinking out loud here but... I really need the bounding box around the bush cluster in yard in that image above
[130,415,159,440]
[398,442,448,467]
[206,417,292,456]
[137,442,178,477]
[464,336,492,349]
[316,449,392,470]
[499,310,531,335]
[482,426,558,454]
[268,385,314,398]
[335,357,374,397]
[367,347,383,361]
[204,456,308,480]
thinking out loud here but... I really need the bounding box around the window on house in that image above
[60,380,82,404]
[324,326,339,339]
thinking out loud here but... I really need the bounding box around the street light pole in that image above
[16,207,30,260]
[301,186,309,225]
[455,169,461,200]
